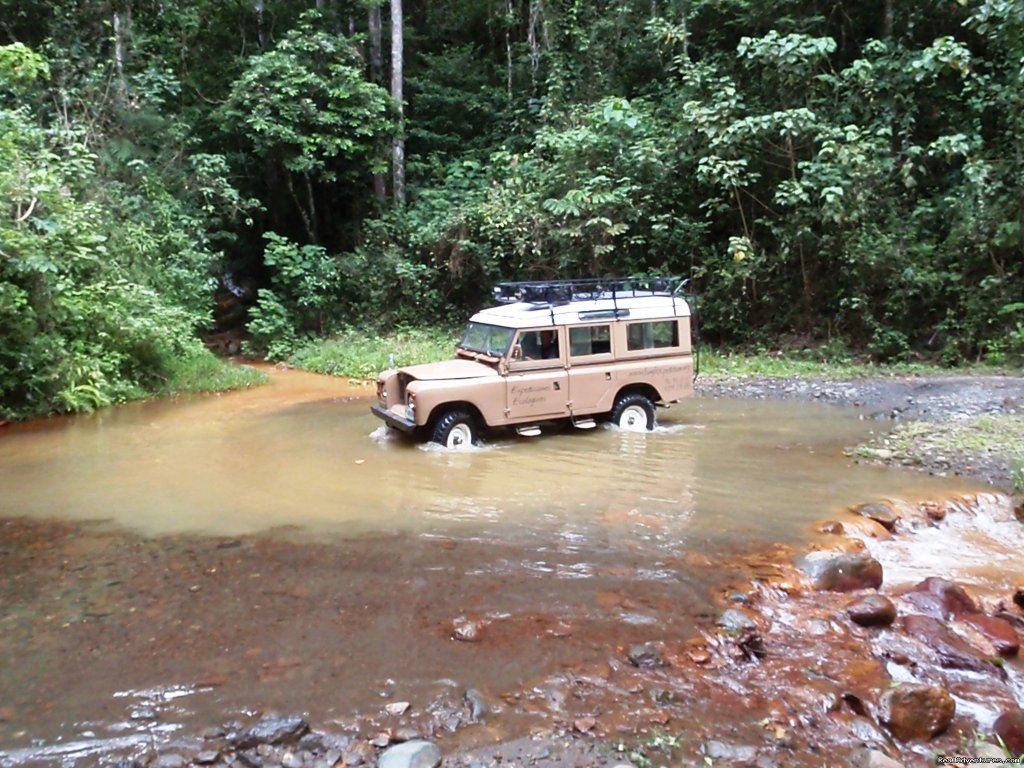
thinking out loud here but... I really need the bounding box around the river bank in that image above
[697,373,1024,492]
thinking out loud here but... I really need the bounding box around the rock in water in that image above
[233,715,310,750]
[846,595,897,627]
[377,740,442,768]
[797,552,883,592]
[904,577,978,619]
[879,684,955,742]
[902,614,996,673]
[853,501,899,530]
[960,613,1020,656]
[627,642,665,668]
[994,709,1024,755]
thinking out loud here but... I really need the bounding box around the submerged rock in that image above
[879,683,955,742]
[854,501,899,530]
[377,739,442,768]
[627,642,666,668]
[852,748,904,768]
[1013,587,1024,610]
[902,614,996,673]
[903,577,978,619]
[717,608,759,633]
[959,613,1020,656]
[994,709,1024,755]
[233,715,310,750]
[797,552,883,592]
[846,595,897,627]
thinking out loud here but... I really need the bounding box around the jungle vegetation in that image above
[1,0,1022,419]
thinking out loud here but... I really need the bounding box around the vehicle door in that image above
[505,328,569,420]
[565,324,616,414]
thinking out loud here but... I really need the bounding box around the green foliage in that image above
[289,327,458,380]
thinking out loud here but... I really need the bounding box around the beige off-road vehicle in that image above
[371,277,696,448]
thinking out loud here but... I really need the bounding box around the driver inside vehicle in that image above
[520,330,559,360]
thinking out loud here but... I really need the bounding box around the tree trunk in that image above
[883,0,894,40]
[369,3,387,201]
[390,0,405,205]
[528,0,541,95]
[113,3,129,96]
[505,0,514,100]
[254,0,267,49]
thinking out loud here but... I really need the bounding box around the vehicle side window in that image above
[569,325,611,357]
[516,329,560,362]
[626,320,679,351]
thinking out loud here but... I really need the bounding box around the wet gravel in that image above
[697,374,1024,489]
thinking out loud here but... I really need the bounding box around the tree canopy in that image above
[1,0,1022,418]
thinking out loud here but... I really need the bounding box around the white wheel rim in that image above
[446,422,473,449]
[619,404,649,431]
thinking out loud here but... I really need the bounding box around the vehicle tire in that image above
[610,393,656,432]
[431,409,478,449]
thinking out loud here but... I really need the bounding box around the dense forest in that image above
[1,0,1022,419]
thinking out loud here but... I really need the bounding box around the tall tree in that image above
[390,0,405,204]
[369,2,387,201]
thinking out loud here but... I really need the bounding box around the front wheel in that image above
[431,409,478,449]
[610,393,656,432]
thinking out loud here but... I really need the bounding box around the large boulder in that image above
[797,552,883,592]
[902,614,997,673]
[903,577,978,619]
[959,614,1020,656]
[879,684,955,742]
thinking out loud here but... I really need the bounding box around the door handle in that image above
[553,382,560,390]
[605,372,612,380]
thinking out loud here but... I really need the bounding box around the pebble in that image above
[879,683,955,741]
[846,595,897,627]
[626,642,665,668]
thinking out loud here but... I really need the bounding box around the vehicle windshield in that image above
[458,322,514,357]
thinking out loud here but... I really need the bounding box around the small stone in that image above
[370,733,391,748]
[994,708,1024,755]
[820,521,844,535]
[452,617,483,642]
[626,642,665,668]
[376,739,442,768]
[854,501,899,530]
[717,608,758,633]
[195,751,220,765]
[687,649,711,664]
[1013,588,1024,610]
[385,702,411,716]
[573,716,597,733]
[846,595,897,627]
[701,741,758,762]
[879,683,955,742]
[464,689,488,721]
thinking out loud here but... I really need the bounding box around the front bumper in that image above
[371,404,417,433]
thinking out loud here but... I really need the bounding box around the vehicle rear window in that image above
[626,320,679,351]
[569,325,611,357]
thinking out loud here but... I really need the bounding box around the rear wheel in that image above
[431,409,478,449]
[610,393,656,432]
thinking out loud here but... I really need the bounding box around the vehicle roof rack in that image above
[492,276,687,306]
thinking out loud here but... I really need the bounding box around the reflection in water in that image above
[0,369,989,755]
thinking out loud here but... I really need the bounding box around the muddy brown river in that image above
[0,369,991,763]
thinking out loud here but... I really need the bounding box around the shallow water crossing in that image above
[0,369,998,761]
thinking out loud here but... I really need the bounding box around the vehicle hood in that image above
[399,359,499,381]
